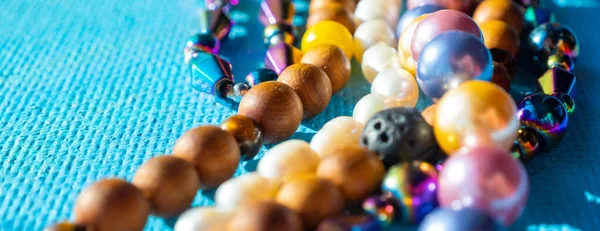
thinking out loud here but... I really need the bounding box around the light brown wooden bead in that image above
[316,145,385,202]
[473,0,524,32]
[238,81,303,143]
[480,20,520,58]
[300,45,351,94]
[172,125,241,189]
[73,178,150,231]
[309,0,356,13]
[307,3,357,34]
[276,175,344,228]
[228,202,304,231]
[132,156,200,218]
[278,63,332,119]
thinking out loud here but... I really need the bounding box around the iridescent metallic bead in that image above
[245,68,279,87]
[204,0,238,11]
[490,48,516,78]
[529,23,580,61]
[537,67,576,95]
[511,126,543,161]
[552,92,575,116]
[198,7,233,40]
[381,161,438,224]
[524,6,555,28]
[189,52,234,97]
[315,215,383,231]
[233,82,251,97]
[517,92,569,148]
[547,52,575,71]
[221,115,264,160]
[259,0,295,25]
[263,23,296,47]
[186,33,221,54]
[264,43,302,74]
[362,195,399,227]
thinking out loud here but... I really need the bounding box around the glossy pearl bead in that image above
[371,68,419,108]
[354,19,396,59]
[354,0,401,28]
[396,5,445,37]
[438,145,529,226]
[353,93,387,125]
[302,20,355,59]
[411,10,482,61]
[257,140,321,181]
[434,81,519,154]
[310,116,364,156]
[215,173,282,210]
[408,0,471,13]
[361,43,402,83]
[174,207,232,231]
[398,14,428,76]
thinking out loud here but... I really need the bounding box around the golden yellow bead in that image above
[398,14,428,76]
[434,81,519,154]
[301,20,354,60]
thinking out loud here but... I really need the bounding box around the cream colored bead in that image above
[354,0,401,28]
[174,207,232,231]
[361,43,402,83]
[215,173,282,210]
[257,140,321,181]
[310,116,365,157]
[354,19,396,60]
[371,67,419,108]
[353,93,389,124]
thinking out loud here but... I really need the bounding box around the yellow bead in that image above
[302,20,354,60]
[434,81,519,154]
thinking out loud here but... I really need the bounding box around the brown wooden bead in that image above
[316,145,385,202]
[307,3,357,34]
[220,115,263,160]
[44,222,90,231]
[480,20,520,58]
[491,62,512,92]
[228,202,304,231]
[172,125,241,189]
[238,81,303,143]
[132,156,200,218]
[278,63,332,119]
[276,175,344,228]
[73,178,150,231]
[310,0,356,13]
[300,45,351,94]
[473,0,524,32]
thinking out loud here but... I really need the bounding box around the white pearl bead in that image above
[353,93,387,124]
[175,207,231,231]
[257,140,320,181]
[361,43,402,83]
[354,19,396,59]
[310,116,365,156]
[371,67,419,108]
[354,0,401,28]
[215,173,281,210]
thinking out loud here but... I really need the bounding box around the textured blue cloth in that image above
[0,0,599,230]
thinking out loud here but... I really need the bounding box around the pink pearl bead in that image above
[407,0,472,13]
[410,10,482,61]
[438,145,529,226]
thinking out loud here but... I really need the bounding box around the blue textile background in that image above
[0,0,599,230]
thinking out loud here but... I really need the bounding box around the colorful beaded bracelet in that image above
[44,0,580,230]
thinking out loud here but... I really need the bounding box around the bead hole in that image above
[380,133,389,143]
[374,122,382,130]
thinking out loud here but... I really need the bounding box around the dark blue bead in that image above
[189,52,234,97]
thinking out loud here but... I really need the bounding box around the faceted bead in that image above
[537,67,576,95]
[245,68,279,87]
[259,0,295,25]
[189,52,234,97]
[198,7,233,40]
[301,20,354,60]
[547,52,574,71]
[220,115,264,160]
[524,6,555,28]
[529,23,580,60]
[265,43,303,74]
[263,23,296,47]
[517,93,569,148]
[490,48,516,78]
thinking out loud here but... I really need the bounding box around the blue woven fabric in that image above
[0,0,599,230]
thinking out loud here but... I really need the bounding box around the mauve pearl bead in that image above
[361,43,402,83]
[257,140,321,181]
[354,19,396,59]
[352,93,387,125]
[310,116,364,156]
[408,0,471,13]
[174,207,232,231]
[396,4,445,37]
[215,173,282,210]
[371,67,419,108]
[411,10,482,61]
[438,145,529,226]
